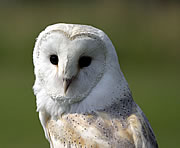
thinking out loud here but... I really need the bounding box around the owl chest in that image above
[46,113,135,148]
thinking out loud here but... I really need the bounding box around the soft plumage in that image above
[33,23,158,148]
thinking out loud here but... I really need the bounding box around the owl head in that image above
[33,23,130,116]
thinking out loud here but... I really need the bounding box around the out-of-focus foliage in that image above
[0,0,179,148]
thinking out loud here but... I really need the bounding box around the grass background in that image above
[0,0,179,147]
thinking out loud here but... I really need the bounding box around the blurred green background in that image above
[0,0,179,147]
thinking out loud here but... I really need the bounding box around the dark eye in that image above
[79,56,92,68]
[50,55,58,65]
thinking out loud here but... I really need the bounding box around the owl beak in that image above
[63,78,72,94]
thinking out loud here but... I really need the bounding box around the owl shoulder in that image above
[126,109,158,148]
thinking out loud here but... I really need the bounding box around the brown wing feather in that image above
[46,106,157,148]
[46,113,135,148]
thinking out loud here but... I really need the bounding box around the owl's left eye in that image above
[79,56,92,68]
[50,55,59,65]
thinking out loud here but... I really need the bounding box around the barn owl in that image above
[33,23,158,148]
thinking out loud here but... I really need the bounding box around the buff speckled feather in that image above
[33,23,158,148]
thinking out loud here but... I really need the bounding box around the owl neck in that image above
[68,66,133,114]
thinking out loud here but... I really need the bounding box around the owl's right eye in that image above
[50,55,59,65]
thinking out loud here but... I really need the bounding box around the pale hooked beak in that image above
[63,78,72,94]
